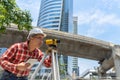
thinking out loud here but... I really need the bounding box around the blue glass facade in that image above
[60,0,73,33]
[37,0,73,32]
[37,0,62,30]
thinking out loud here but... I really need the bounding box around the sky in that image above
[16,0,120,75]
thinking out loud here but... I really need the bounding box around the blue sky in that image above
[74,0,120,44]
[16,0,120,75]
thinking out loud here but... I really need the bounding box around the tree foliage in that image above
[0,0,32,33]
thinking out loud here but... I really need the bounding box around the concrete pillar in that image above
[97,67,106,79]
[112,45,120,79]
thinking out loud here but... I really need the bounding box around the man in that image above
[0,27,51,80]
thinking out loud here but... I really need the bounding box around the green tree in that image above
[0,0,32,33]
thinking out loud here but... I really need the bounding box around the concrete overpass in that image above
[0,27,120,77]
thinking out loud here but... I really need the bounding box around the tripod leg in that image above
[52,49,60,80]
[55,53,60,80]
[30,53,47,80]
[52,49,57,80]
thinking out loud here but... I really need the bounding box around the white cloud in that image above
[32,21,37,26]
[97,14,120,26]
[75,9,120,37]
[75,10,120,26]
[86,25,105,37]
[16,0,40,11]
[101,0,120,9]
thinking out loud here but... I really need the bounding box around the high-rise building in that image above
[37,0,73,76]
[73,17,79,76]
[67,17,79,76]
[73,17,78,34]
[37,0,73,33]
[68,56,79,76]
[37,0,62,30]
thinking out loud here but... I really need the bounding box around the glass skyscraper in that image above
[37,0,74,76]
[37,0,73,33]
[37,0,62,30]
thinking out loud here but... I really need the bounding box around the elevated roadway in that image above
[0,27,115,73]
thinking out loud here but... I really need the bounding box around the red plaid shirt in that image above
[0,41,51,76]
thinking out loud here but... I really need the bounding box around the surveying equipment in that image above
[45,39,60,47]
[30,39,60,80]
[46,39,60,80]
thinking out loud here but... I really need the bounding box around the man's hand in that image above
[16,62,30,71]
[46,47,52,54]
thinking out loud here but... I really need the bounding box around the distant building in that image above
[67,17,79,76]
[73,17,78,34]
[0,48,7,73]
[73,17,79,76]
[0,48,7,56]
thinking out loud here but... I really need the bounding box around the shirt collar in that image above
[23,41,29,50]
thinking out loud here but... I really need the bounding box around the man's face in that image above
[31,34,44,48]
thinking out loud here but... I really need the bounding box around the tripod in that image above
[30,46,60,80]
